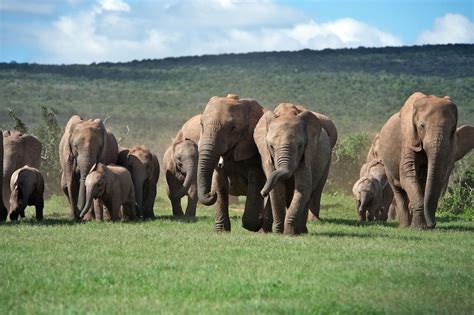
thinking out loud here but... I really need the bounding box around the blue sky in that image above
[0,0,472,64]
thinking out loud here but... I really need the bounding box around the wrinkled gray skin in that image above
[254,103,333,235]
[197,94,266,232]
[352,176,381,221]
[164,139,199,217]
[379,93,461,229]
[9,166,44,221]
[117,145,159,219]
[0,131,7,221]
[2,130,42,216]
[59,116,117,220]
[81,163,136,221]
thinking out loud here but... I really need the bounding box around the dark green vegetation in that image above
[0,45,473,313]
[0,193,473,314]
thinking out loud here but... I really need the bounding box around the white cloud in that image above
[99,0,130,12]
[416,13,474,45]
[36,0,403,64]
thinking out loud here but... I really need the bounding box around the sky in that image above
[0,0,472,64]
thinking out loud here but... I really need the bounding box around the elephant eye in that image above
[419,123,425,130]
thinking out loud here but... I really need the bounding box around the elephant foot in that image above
[411,213,430,230]
[82,212,94,221]
[215,222,231,232]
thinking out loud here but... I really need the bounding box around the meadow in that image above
[0,191,473,314]
[0,44,473,314]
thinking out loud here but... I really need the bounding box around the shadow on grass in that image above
[155,215,211,223]
[315,217,399,228]
[311,230,422,240]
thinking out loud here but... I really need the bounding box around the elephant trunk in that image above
[177,160,196,198]
[423,136,450,229]
[197,144,219,206]
[77,154,96,213]
[133,177,144,217]
[358,192,370,213]
[261,146,293,197]
[80,187,94,218]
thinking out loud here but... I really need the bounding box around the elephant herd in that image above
[1,92,473,234]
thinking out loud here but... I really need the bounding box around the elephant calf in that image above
[353,159,393,222]
[118,145,160,219]
[80,163,136,221]
[9,166,44,221]
[164,138,199,217]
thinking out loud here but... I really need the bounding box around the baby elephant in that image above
[80,163,136,221]
[9,166,44,221]
[352,175,383,221]
[163,138,199,217]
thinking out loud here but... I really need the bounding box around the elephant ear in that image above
[298,111,322,167]
[399,92,426,152]
[94,119,108,163]
[117,147,130,167]
[254,111,277,176]
[454,125,474,162]
[352,177,362,200]
[233,99,264,161]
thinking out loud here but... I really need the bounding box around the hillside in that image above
[1,44,473,156]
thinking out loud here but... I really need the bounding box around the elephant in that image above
[378,92,471,229]
[163,138,199,217]
[8,166,44,221]
[175,114,201,144]
[353,159,393,221]
[59,115,118,220]
[117,145,159,219]
[254,103,333,235]
[2,130,42,215]
[454,125,474,162]
[197,94,267,232]
[0,131,7,221]
[80,163,136,221]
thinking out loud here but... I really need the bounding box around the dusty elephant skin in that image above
[254,103,334,235]
[117,145,159,219]
[0,131,8,221]
[379,92,473,229]
[81,163,136,221]
[9,166,44,221]
[354,159,394,222]
[2,130,42,217]
[59,116,118,221]
[164,138,199,217]
[197,94,267,232]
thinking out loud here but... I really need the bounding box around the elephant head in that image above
[117,145,157,217]
[64,116,107,214]
[399,93,458,228]
[80,163,107,218]
[197,94,264,205]
[352,176,382,221]
[172,139,198,198]
[257,104,322,197]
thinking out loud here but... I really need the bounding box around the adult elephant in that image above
[59,115,118,220]
[379,92,471,229]
[2,130,42,215]
[197,94,266,232]
[254,103,333,234]
[117,145,159,219]
[0,131,7,221]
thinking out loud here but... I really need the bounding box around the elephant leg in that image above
[122,202,136,221]
[20,209,26,218]
[285,168,311,235]
[387,199,397,221]
[214,167,230,232]
[269,182,286,233]
[185,184,198,217]
[93,199,103,221]
[103,204,112,221]
[110,201,121,222]
[308,163,329,221]
[260,198,273,233]
[391,186,410,228]
[35,197,44,221]
[170,197,184,217]
[143,184,156,219]
[242,168,264,232]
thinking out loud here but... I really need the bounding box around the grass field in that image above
[1,190,472,314]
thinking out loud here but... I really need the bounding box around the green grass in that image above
[1,191,472,314]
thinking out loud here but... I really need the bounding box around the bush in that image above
[439,154,474,217]
[326,132,371,193]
